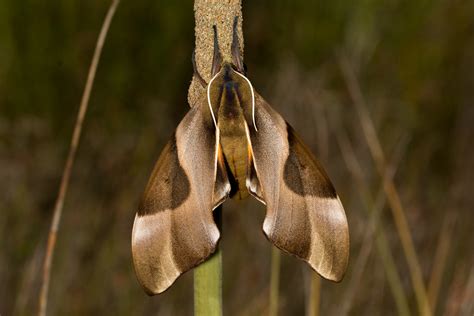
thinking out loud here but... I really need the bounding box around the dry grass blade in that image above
[307,274,321,316]
[14,242,43,314]
[338,133,410,315]
[269,246,281,316]
[37,1,120,315]
[333,121,410,316]
[338,55,431,316]
[460,266,474,315]
[427,213,456,313]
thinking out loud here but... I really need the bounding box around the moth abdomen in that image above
[218,132,250,199]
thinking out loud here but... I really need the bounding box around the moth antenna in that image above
[207,71,219,128]
[211,25,222,77]
[231,16,245,74]
[234,71,257,131]
[192,50,207,87]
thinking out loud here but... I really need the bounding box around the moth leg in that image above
[231,16,245,74]
[192,50,207,88]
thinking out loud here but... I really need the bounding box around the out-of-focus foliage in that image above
[1,0,473,315]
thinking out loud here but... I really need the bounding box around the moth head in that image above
[206,17,257,130]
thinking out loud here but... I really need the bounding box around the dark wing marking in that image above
[132,100,230,295]
[246,94,349,281]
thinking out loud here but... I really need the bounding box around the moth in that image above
[132,18,349,295]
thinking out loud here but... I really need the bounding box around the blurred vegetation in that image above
[1,0,473,315]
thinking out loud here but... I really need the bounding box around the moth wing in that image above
[246,94,349,281]
[132,102,230,295]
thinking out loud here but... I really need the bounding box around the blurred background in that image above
[1,0,473,315]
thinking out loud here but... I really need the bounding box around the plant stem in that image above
[191,2,242,315]
[194,207,223,316]
[269,247,281,316]
[427,213,456,313]
[194,251,223,316]
[307,274,321,316]
[37,1,120,315]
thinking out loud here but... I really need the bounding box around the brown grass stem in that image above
[333,122,410,315]
[460,266,474,315]
[339,133,409,315]
[307,274,321,316]
[269,246,281,316]
[338,55,431,316]
[427,213,456,313]
[37,1,120,315]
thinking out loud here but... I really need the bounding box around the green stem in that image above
[194,250,223,316]
[194,207,223,316]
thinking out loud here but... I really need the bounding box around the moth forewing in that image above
[244,93,350,282]
[131,99,230,295]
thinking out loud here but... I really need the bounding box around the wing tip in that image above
[135,244,222,296]
[312,258,348,283]
[320,271,346,283]
[132,217,221,296]
[262,220,349,283]
[141,280,175,296]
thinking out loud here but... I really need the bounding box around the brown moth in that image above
[132,17,349,295]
